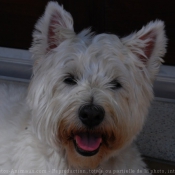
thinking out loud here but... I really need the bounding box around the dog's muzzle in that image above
[73,104,105,156]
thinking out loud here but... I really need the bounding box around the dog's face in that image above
[28,2,167,169]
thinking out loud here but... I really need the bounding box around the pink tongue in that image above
[75,133,102,151]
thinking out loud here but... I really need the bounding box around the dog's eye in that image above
[109,80,122,90]
[64,75,77,85]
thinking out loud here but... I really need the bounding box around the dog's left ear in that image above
[30,2,75,59]
[121,20,167,80]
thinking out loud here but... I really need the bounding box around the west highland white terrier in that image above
[0,1,167,175]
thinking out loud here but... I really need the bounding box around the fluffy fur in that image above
[0,2,167,175]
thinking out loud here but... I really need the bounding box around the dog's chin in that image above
[62,127,127,169]
[64,131,106,169]
[58,121,127,168]
[73,132,102,157]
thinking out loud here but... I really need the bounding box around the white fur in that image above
[0,1,167,175]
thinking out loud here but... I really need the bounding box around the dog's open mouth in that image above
[73,132,102,156]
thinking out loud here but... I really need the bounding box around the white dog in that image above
[0,1,167,175]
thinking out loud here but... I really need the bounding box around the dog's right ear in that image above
[30,1,75,59]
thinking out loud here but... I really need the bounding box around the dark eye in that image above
[109,80,122,90]
[63,75,77,85]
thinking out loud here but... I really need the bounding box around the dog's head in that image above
[28,2,167,169]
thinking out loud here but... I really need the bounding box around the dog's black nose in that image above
[79,104,105,128]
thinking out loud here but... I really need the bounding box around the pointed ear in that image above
[30,2,75,59]
[121,20,167,79]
